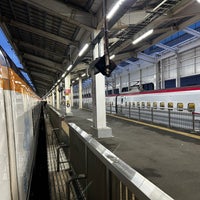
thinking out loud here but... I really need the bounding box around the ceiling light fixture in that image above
[132,29,154,45]
[107,0,125,20]
[67,64,72,71]
[78,43,89,57]
[153,0,168,11]
[61,72,66,78]
[110,54,115,60]
[81,73,86,77]
[197,0,200,3]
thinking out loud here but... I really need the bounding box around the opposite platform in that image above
[64,108,200,200]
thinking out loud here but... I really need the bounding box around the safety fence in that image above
[103,104,200,132]
[68,122,173,200]
[48,105,174,200]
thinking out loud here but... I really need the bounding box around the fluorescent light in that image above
[132,29,154,45]
[72,80,75,83]
[107,0,125,20]
[153,0,167,11]
[110,54,115,60]
[67,64,72,71]
[197,0,200,3]
[81,73,86,77]
[61,72,66,78]
[76,77,79,80]
[78,43,89,56]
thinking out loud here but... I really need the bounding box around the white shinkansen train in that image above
[79,85,200,131]
[0,47,41,200]
[106,86,200,113]
[81,85,200,113]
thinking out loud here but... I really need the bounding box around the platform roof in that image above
[0,0,200,97]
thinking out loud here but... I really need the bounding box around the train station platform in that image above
[63,108,200,200]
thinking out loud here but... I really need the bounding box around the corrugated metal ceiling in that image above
[0,0,200,96]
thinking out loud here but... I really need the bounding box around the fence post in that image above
[168,109,171,128]
[129,102,131,118]
[151,108,153,123]
[192,112,195,131]
[138,107,140,120]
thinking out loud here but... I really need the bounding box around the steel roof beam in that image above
[112,0,200,56]
[20,0,95,31]
[26,62,60,73]
[33,79,52,86]
[30,71,55,81]
[23,53,64,71]
[155,43,178,53]
[183,27,200,37]
[27,65,57,77]
[137,53,155,63]
[8,20,79,47]
[15,40,67,60]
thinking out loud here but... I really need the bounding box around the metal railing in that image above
[48,105,174,199]
[68,123,174,200]
[104,103,199,132]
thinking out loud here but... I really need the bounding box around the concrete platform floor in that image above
[64,108,200,200]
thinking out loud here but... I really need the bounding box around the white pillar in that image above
[128,71,130,91]
[79,77,83,109]
[52,90,55,107]
[91,34,112,138]
[176,53,181,87]
[160,59,165,89]
[71,84,74,107]
[65,74,73,115]
[56,85,60,110]
[155,60,160,90]
[47,95,51,105]
[119,75,122,93]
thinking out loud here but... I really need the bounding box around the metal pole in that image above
[168,109,171,128]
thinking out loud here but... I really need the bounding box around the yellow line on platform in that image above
[107,114,200,140]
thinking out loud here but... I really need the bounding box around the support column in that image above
[119,75,122,93]
[65,74,73,115]
[91,33,112,138]
[47,95,51,105]
[128,70,130,91]
[176,53,181,87]
[52,90,55,107]
[79,77,83,109]
[56,85,60,110]
[71,84,74,107]
[155,58,160,90]
[161,59,165,89]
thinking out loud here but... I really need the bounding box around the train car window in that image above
[122,87,128,92]
[114,88,119,94]
[188,103,195,112]
[160,102,165,110]
[147,102,151,109]
[168,102,173,110]
[153,102,157,109]
[177,103,183,111]
[107,90,112,95]
[132,102,135,107]
[141,102,145,108]
[137,102,140,108]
